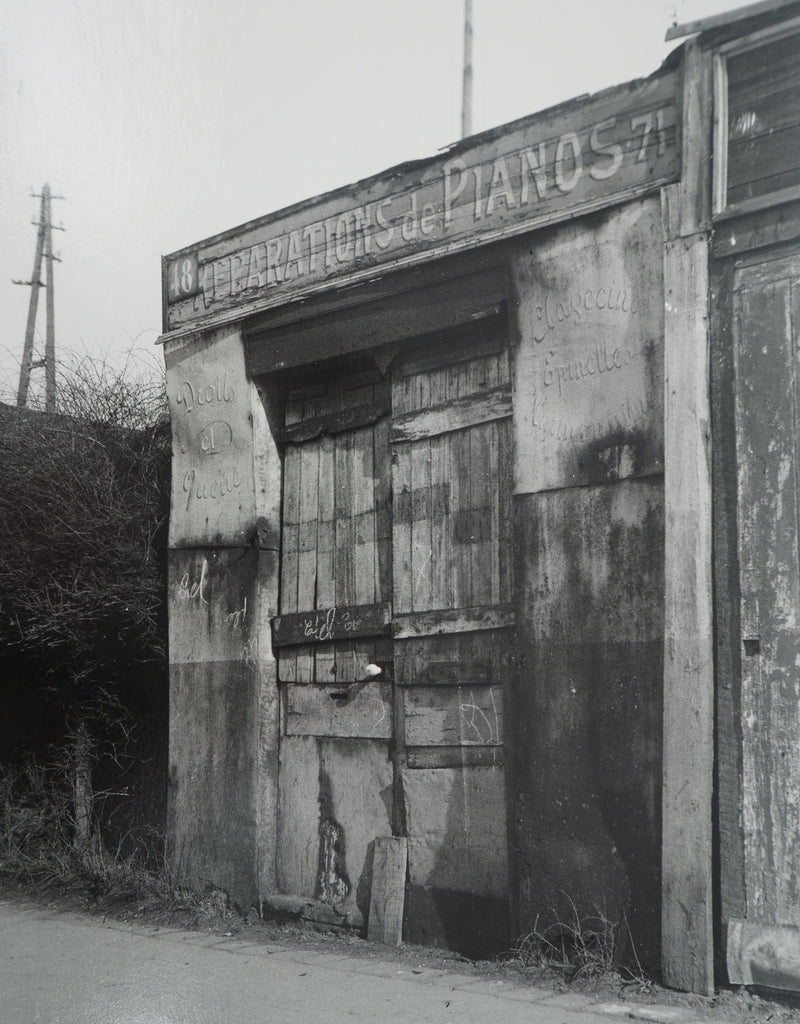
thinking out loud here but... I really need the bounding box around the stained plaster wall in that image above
[509,197,665,968]
[165,325,280,908]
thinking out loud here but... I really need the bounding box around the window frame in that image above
[713,17,800,219]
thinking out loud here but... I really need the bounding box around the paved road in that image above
[0,899,705,1024]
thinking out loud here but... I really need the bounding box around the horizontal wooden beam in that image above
[406,746,504,769]
[390,386,511,443]
[272,603,391,646]
[712,198,800,257]
[284,680,392,738]
[392,605,514,639]
[413,659,492,686]
[714,185,800,224]
[404,684,503,746]
[281,397,389,444]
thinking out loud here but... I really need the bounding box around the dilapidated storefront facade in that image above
[161,1,800,995]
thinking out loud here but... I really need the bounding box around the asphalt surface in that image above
[0,898,714,1024]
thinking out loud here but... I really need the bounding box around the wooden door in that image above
[390,324,513,760]
[734,250,800,924]
[389,321,513,949]
[273,364,395,914]
[273,321,514,943]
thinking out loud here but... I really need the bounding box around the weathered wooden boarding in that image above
[367,837,408,946]
[163,72,679,332]
[161,3,800,995]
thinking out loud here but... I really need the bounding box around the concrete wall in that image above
[509,198,665,968]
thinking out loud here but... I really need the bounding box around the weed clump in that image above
[0,754,179,917]
[512,895,651,990]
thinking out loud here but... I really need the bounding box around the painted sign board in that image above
[512,197,664,493]
[163,72,679,332]
[165,325,256,546]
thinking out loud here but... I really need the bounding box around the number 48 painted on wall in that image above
[166,254,201,302]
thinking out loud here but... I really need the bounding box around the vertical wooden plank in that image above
[430,433,452,610]
[495,346,513,605]
[416,365,430,412]
[279,444,301,682]
[280,445,301,615]
[497,344,509,389]
[334,431,356,684]
[251,379,282,897]
[662,221,714,995]
[394,372,410,416]
[315,434,336,684]
[456,357,472,400]
[334,639,357,685]
[367,836,408,946]
[411,438,432,611]
[335,432,355,607]
[429,362,448,406]
[393,441,413,615]
[446,361,460,404]
[450,429,471,609]
[374,417,392,605]
[679,41,713,235]
[488,421,501,607]
[469,351,489,393]
[353,425,376,606]
[660,39,715,996]
[316,435,336,608]
[497,419,513,605]
[297,440,320,610]
[296,440,320,683]
[470,422,493,607]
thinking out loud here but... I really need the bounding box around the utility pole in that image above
[13,184,64,411]
[461,0,474,139]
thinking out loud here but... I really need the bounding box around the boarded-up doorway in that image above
[272,317,513,951]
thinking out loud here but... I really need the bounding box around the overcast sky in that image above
[0,0,742,403]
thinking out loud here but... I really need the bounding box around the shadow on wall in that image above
[403,761,510,959]
[512,477,664,972]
